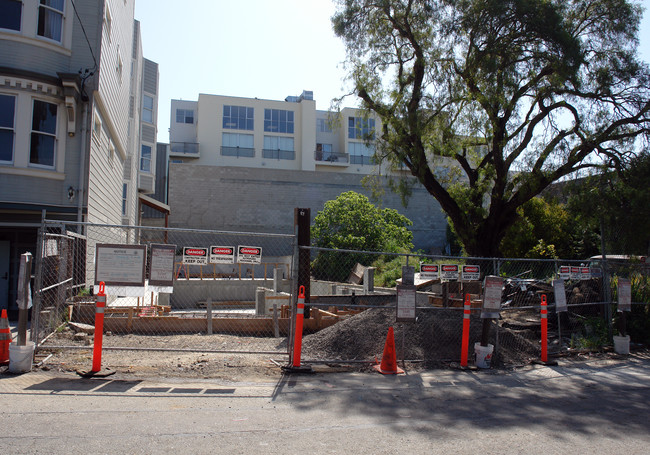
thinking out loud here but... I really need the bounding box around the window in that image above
[349,142,374,165]
[140,144,151,172]
[37,0,64,42]
[93,110,102,138]
[348,116,375,140]
[122,183,128,216]
[223,105,253,130]
[221,132,254,157]
[316,118,332,133]
[30,99,57,167]
[263,136,294,160]
[116,46,123,81]
[142,95,153,123]
[0,94,16,163]
[176,109,194,124]
[0,0,22,31]
[264,109,294,134]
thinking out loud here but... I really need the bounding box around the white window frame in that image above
[37,0,65,43]
[140,144,152,172]
[142,95,154,123]
[29,98,58,169]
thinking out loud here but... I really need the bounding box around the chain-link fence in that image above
[32,219,649,369]
[33,220,296,357]
[299,246,649,368]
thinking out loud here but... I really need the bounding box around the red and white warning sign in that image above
[237,245,262,264]
[441,264,459,280]
[559,266,571,280]
[570,266,581,280]
[183,247,208,265]
[420,264,439,280]
[210,246,235,264]
[462,265,480,281]
[580,267,591,280]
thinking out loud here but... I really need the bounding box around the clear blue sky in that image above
[134,0,650,144]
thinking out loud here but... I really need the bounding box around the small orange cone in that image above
[373,326,404,374]
[0,309,10,366]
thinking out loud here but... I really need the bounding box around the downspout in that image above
[77,101,88,229]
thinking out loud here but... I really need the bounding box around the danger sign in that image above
[183,247,208,265]
[420,264,439,280]
[237,245,262,264]
[210,246,235,264]
[441,264,459,280]
[559,266,571,280]
[462,265,480,281]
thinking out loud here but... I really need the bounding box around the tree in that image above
[333,0,650,257]
[565,151,650,256]
[311,191,413,281]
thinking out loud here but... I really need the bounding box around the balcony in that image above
[263,149,295,160]
[221,146,255,158]
[314,150,349,165]
[170,142,199,158]
[349,155,373,165]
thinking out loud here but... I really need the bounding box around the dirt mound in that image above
[302,307,541,368]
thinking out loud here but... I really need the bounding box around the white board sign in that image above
[149,244,176,287]
[237,245,262,264]
[570,266,581,280]
[441,264,459,281]
[618,278,632,312]
[183,247,208,265]
[462,265,480,281]
[420,264,439,280]
[396,285,417,322]
[580,267,591,280]
[482,276,503,318]
[95,244,147,286]
[553,279,567,313]
[210,246,235,264]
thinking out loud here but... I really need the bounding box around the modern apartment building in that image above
[165,91,448,252]
[0,0,158,313]
[169,91,386,175]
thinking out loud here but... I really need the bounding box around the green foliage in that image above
[571,316,609,351]
[311,191,413,282]
[612,274,650,344]
[332,0,650,257]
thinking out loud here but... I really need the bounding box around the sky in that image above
[134,0,650,144]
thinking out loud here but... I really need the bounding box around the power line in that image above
[70,0,98,72]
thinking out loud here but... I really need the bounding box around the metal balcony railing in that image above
[221,146,255,158]
[314,150,349,164]
[170,142,199,157]
[262,149,295,160]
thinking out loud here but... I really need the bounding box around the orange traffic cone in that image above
[0,309,10,366]
[373,326,405,375]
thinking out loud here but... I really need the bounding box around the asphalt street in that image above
[1,355,649,454]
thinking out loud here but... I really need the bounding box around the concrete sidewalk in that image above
[1,355,649,454]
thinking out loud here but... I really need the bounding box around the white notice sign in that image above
[618,278,632,312]
[420,264,439,280]
[149,244,176,287]
[553,279,567,313]
[183,247,208,265]
[482,276,503,318]
[237,246,262,264]
[210,246,235,264]
[95,244,147,286]
[462,265,480,281]
[441,264,459,280]
[396,285,417,322]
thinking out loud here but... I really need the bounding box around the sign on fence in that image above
[95,244,147,286]
[420,264,439,280]
[210,246,235,264]
[441,264,459,280]
[462,265,480,281]
[559,266,571,280]
[149,244,176,287]
[237,246,262,264]
[183,247,208,265]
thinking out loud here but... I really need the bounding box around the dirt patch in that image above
[34,308,644,381]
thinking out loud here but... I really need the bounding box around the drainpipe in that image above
[77,101,88,230]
